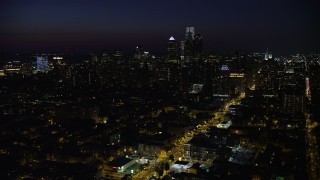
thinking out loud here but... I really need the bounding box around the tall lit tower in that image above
[193,32,203,60]
[184,27,195,63]
[264,49,272,60]
[182,26,203,63]
[186,27,195,40]
[167,36,177,62]
[36,55,49,73]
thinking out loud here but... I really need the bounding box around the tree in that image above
[121,174,132,180]
[156,166,164,177]
[164,162,170,171]
[169,155,174,161]
[158,169,164,177]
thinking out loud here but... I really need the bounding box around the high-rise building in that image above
[229,72,245,95]
[167,36,177,62]
[180,41,185,61]
[181,27,203,63]
[212,65,231,100]
[101,50,111,64]
[256,59,279,96]
[186,26,195,40]
[184,27,195,63]
[280,84,305,115]
[3,61,22,75]
[193,33,203,60]
[264,49,272,61]
[35,55,49,73]
[113,50,124,64]
[133,46,144,62]
[184,43,193,63]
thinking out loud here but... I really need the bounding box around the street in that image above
[133,93,244,179]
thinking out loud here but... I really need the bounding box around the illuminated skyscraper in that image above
[212,65,231,99]
[264,49,272,60]
[134,46,144,62]
[167,36,177,62]
[184,27,195,63]
[186,26,195,40]
[36,55,49,73]
[182,27,203,63]
[193,33,203,60]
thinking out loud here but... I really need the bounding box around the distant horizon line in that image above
[1,48,319,57]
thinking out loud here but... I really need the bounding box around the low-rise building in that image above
[106,156,136,173]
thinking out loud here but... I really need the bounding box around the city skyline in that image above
[1,1,320,179]
[1,0,320,55]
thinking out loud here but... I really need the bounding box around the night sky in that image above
[1,0,319,55]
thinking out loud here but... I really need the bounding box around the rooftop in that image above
[107,157,134,167]
[169,36,175,41]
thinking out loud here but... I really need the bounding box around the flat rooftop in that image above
[107,157,134,167]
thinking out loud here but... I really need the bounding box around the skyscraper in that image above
[184,27,195,63]
[193,33,203,60]
[181,27,203,63]
[35,55,49,73]
[185,26,195,40]
[256,59,279,96]
[133,46,144,62]
[167,36,177,62]
[280,84,305,115]
[264,49,272,61]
